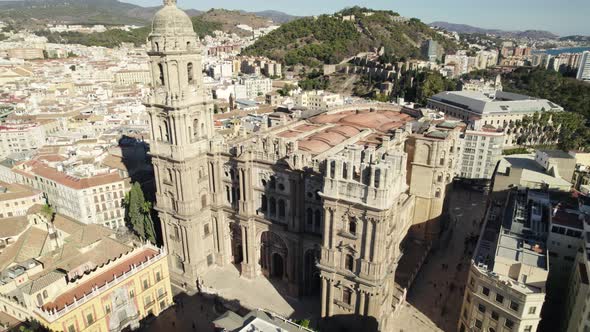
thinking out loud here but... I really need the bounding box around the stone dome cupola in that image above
[151,0,196,37]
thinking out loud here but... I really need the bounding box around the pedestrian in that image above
[192,322,196,330]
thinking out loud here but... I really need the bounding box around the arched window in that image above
[342,287,352,305]
[158,63,165,86]
[193,119,199,138]
[225,186,231,203]
[187,62,194,84]
[42,290,48,299]
[155,42,160,52]
[201,194,207,208]
[167,169,173,183]
[269,197,276,216]
[306,208,313,225]
[345,254,354,271]
[269,176,276,190]
[261,194,267,212]
[314,210,321,229]
[36,294,43,306]
[349,220,356,235]
[161,120,170,142]
[278,199,286,218]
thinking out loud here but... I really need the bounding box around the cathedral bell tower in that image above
[145,0,215,288]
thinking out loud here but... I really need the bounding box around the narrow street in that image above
[403,187,487,332]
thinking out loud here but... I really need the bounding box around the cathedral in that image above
[145,1,457,331]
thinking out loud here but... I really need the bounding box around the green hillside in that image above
[243,7,459,66]
[34,17,222,48]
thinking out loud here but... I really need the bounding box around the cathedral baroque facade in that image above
[145,2,450,331]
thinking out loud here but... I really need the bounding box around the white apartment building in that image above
[444,54,470,77]
[0,181,44,218]
[237,76,272,99]
[576,51,590,81]
[295,90,344,111]
[12,161,127,229]
[0,123,46,158]
[460,130,504,180]
[459,190,549,332]
[475,50,499,70]
[209,62,234,80]
[114,70,151,85]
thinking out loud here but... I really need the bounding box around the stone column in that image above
[321,278,328,317]
[363,220,372,260]
[240,223,257,278]
[358,290,366,316]
[322,209,330,247]
[327,280,334,317]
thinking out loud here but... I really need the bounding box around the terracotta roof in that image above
[299,108,413,154]
[42,247,159,311]
[0,216,29,238]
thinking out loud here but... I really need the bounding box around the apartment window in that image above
[105,304,111,314]
[86,313,94,325]
[524,326,532,332]
[509,301,519,311]
[528,306,537,315]
[482,286,490,296]
[478,303,486,313]
[156,271,162,282]
[129,289,135,298]
[67,324,76,332]
[505,319,514,329]
[495,293,504,304]
[491,311,499,321]
[144,295,153,308]
[143,279,149,290]
[204,224,210,236]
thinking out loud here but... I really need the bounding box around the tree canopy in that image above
[125,182,156,244]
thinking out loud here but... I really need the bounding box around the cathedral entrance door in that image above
[229,223,243,265]
[272,253,284,279]
[260,231,288,279]
[304,249,321,295]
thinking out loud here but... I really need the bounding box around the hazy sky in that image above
[123,0,590,36]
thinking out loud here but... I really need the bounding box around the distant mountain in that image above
[0,0,285,31]
[249,10,299,24]
[559,35,590,43]
[429,21,559,40]
[244,7,459,66]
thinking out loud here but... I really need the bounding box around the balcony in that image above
[108,313,140,332]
